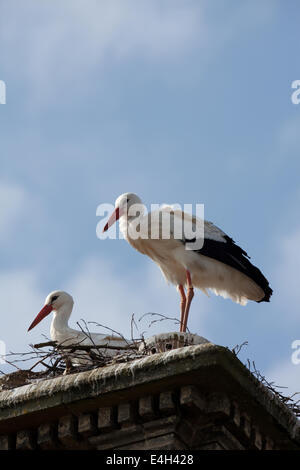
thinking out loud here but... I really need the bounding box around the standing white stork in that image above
[28,290,130,353]
[103,193,272,333]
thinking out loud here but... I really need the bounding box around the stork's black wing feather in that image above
[183,234,273,302]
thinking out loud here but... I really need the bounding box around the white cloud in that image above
[0,181,29,242]
[0,268,44,353]
[0,0,278,107]
[0,180,45,253]
[0,0,202,105]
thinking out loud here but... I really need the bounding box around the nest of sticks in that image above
[232,341,300,418]
[0,313,182,390]
[0,316,299,418]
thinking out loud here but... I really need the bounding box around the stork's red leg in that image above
[178,284,186,332]
[182,270,194,332]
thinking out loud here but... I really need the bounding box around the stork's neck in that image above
[50,304,73,337]
[119,215,130,238]
[119,205,145,239]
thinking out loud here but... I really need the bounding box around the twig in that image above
[33,341,137,351]
[87,321,133,348]
[138,312,191,334]
[230,343,300,417]
[232,341,248,356]
[33,341,57,348]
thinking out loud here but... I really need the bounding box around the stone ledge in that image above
[0,342,299,449]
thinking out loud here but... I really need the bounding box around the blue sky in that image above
[0,0,300,394]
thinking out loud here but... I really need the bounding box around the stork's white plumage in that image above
[27,290,129,352]
[103,193,272,332]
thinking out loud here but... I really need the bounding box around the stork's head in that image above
[103,192,143,232]
[27,290,74,332]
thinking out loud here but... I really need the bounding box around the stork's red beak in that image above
[27,304,53,332]
[103,207,121,232]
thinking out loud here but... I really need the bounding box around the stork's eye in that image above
[126,198,130,203]
[51,295,59,302]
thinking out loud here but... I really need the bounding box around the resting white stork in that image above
[103,193,272,333]
[28,290,130,353]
